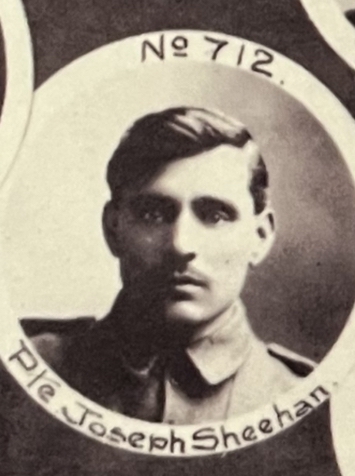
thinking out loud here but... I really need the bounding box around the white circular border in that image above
[0,0,33,186]
[301,0,355,71]
[1,30,355,457]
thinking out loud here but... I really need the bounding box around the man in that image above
[22,107,315,424]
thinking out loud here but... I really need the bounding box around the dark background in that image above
[23,0,355,107]
[2,0,355,474]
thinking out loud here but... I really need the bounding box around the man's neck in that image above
[103,291,245,368]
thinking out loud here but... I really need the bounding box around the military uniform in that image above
[21,296,315,424]
[0,296,340,475]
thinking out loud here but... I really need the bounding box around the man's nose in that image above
[171,211,197,260]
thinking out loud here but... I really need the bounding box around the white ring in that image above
[0,30,355,456]
[0,0,33,186]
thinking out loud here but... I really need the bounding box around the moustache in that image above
[127,265,209,293]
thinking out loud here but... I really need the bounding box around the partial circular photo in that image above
[0,0,33,184]
[301,0,355,71]
[331,365,355,476]
[1,31,355,456]
[338,0,355,24]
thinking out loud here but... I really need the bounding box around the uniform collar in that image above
[186,301,254,386]
[99,294,254,387]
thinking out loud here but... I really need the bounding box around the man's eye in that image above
[202,209,230,224]
[193,199,237,225]
[140,208,165,224]
[130,198,176,225]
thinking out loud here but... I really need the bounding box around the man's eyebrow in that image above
[127,192,179,210]
[129,192,176,203]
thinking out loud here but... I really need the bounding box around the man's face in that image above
[105,144,274,326]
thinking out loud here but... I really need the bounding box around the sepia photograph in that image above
[20,103,319,425]
[1,1,355,475]
[0,30,354,471]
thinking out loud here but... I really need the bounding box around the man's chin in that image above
[164,300,212,325]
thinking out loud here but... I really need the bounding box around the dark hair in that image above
[107,107,269,214]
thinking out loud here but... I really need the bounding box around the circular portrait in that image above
[301,0,355,70]
[0,31,355,459]
[0,0,33,183]
[331,366,355,476]
[338,0,355,24]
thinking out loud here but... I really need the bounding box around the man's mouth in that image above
[169,274,206,290]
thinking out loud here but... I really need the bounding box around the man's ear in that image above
[249,208,276,267]
[102,201,121,258]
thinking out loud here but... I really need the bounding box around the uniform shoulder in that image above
[266,342,316,378]
[227,339,315,416]
[20,316,96,337]
[20,317,97,367]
